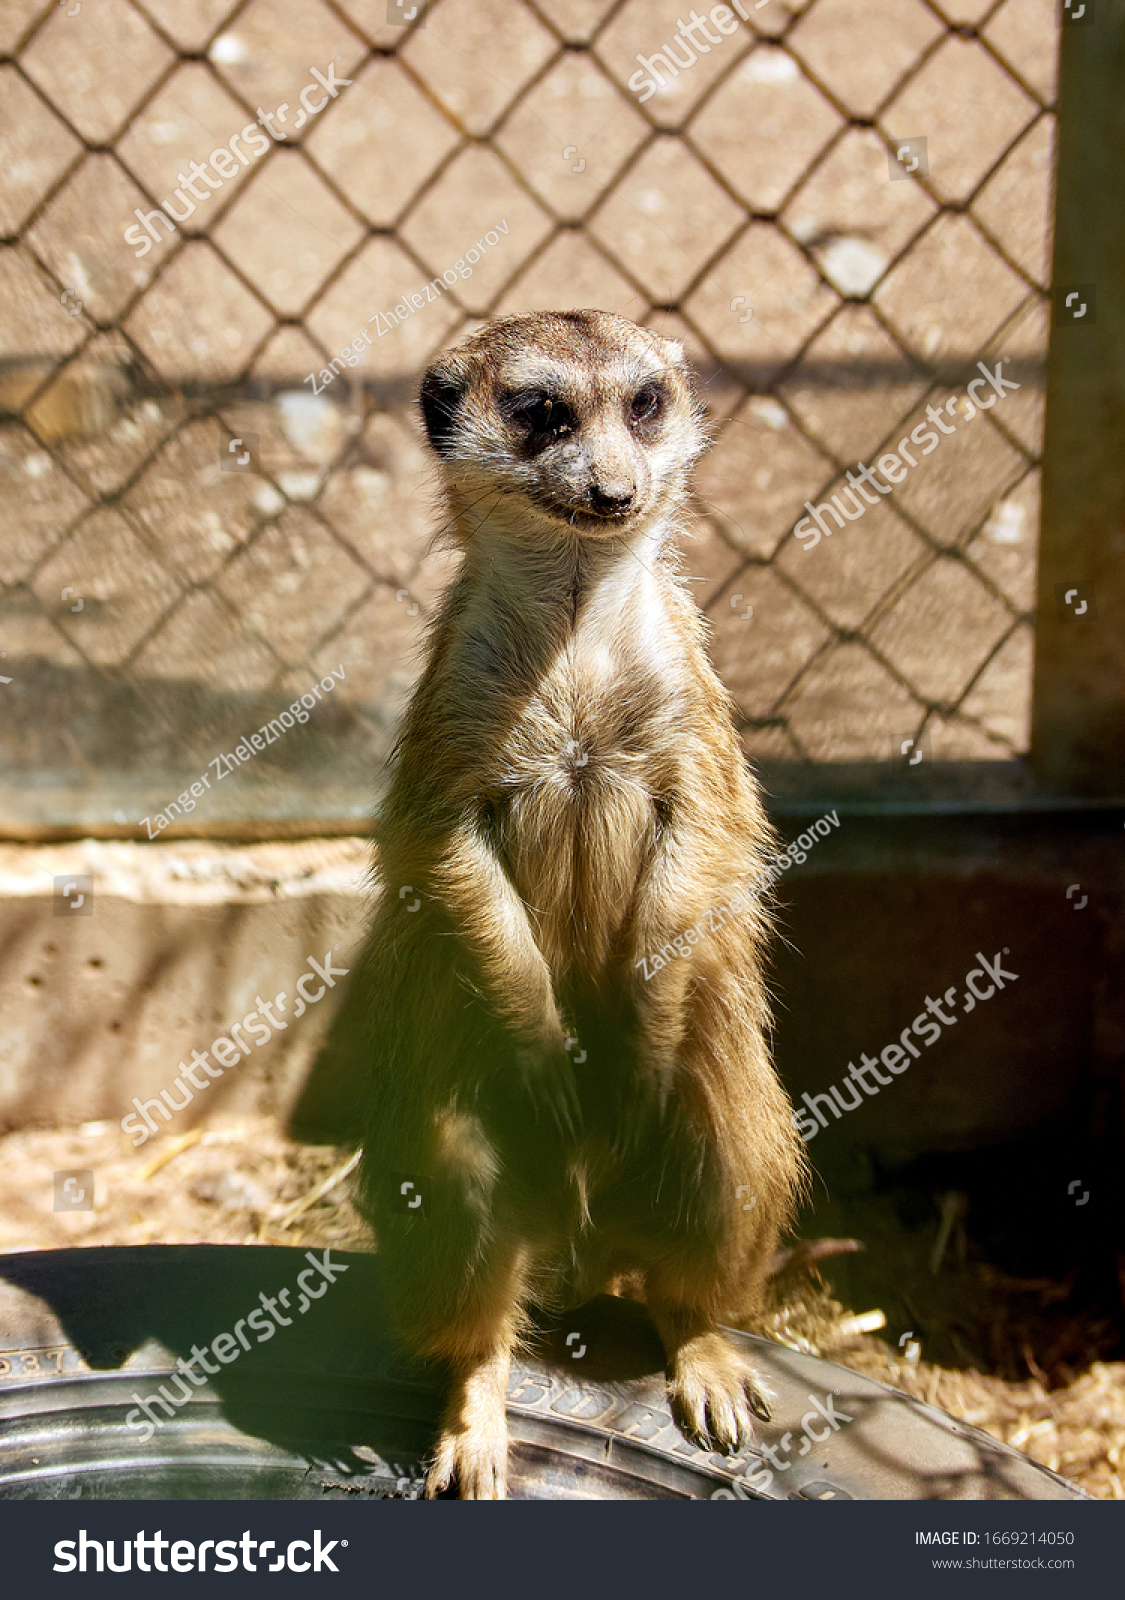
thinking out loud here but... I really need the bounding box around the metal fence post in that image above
[1031,0,1125,795]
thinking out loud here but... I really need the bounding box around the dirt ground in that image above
[2,1111,1121,1501]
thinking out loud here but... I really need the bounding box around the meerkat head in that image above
[418,310,708,542]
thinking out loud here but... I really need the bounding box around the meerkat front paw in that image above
[425,1417,509,1500]
[665,1331,773,1455]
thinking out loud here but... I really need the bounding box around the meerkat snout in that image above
[589,479,636,517]
[418,310,708,539]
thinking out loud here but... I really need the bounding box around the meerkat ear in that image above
[419,360,468,457]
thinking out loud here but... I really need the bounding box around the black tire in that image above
[0,1247,1088,1501]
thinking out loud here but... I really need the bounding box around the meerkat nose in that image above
[590,482,636,516]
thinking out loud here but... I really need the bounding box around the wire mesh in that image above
[0,0,1058,830]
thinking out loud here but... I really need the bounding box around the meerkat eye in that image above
[504,391,575,438]
[630,386,662,425]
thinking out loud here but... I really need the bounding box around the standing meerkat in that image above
[355,310,807,1499]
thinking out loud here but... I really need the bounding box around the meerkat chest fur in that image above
[453,525,696,976]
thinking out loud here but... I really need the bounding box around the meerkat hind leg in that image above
[426,1344,512,1500]
[419,1232,530,1500]
[647,1299,773,1456]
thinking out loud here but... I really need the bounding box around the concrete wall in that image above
[767,811,1123,1178]
[0,839,369,1137]
[2,814,1121,1172]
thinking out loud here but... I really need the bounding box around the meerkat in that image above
[354,310,807,1499]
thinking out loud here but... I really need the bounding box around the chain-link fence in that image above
[0,0,1058,831]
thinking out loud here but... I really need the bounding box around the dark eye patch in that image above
[501,389,577,442]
